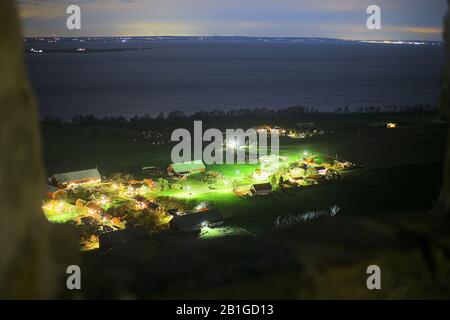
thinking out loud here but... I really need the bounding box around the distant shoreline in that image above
[25,47,151,54]
[22,36,443,46]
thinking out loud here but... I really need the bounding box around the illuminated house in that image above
[50,168,101,188]
[253,125,287,136]
[170,208,224,232]
[253,125,272,133]
[250,183,273,196]
[386,123,397,129]
[167,160,206,176]
[316,166,328,175]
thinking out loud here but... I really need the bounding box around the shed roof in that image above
[169,160,205,173]
[252,183,273,191]
[52,169,101,184]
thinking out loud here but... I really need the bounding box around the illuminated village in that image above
[0,0,446,301]
[42,124,361,251]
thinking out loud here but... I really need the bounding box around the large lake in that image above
[25,40,445,118]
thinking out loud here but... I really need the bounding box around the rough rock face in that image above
[0,1,73,299]
[441,0,450,118]
[441,0,450,212]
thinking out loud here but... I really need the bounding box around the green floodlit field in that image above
[41,113,446,234]
[42,201,83,223]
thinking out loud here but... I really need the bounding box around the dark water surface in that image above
[25,40,445,118]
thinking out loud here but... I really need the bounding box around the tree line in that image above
[42,104,437,125]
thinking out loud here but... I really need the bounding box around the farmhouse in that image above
[250,183,273,196]
[45,184,66,199]
[167,160,206,176]
[170,208,224,232]
[50,168,101,188]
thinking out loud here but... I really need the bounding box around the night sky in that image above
[17,0,447,40]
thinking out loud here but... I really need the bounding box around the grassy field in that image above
[41,113,446,234]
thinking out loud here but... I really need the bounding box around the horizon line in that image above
[22,35,443,43]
